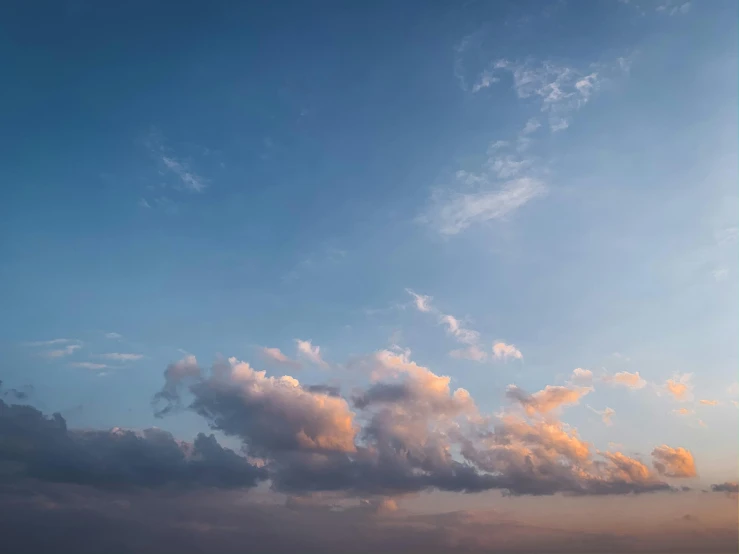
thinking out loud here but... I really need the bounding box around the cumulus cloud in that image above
[461,414,668,496]
[492,342,523,361]
[260,347,302,369]
[296,339,329,369]
[663,374,694,402]
[189,357,357,456]
[603,371,646,390]
[7,343,686,502]
[672,408,694,416]
[506,385,591,415]
[699,399,718,406]
[570,368,593,385]
[651,445,697,478]
[0,399,265,489]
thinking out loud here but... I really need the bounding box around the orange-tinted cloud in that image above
[663,374,693,402]
[651,445,697,478]
[506,384,591,415]
[604,371,646,389]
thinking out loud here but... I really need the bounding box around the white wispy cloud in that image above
[24,338,84,359]
[142,130,209,201]
[104,332,123,339]
[24,338,75,347]
[45,344,83,358]
[161,155,207,193]
[69,362,108,370]
[424,177,546,236]
[407,290,488,362]
[471,69,499,93]
[588,405,616,426]
[405,289,433,313]
[295,339,329,369]
[656,1,691,16]
[99,353,144,362]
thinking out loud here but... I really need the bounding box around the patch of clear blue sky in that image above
[0,1,736,478]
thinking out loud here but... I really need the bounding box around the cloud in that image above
[656,1,691,16]
[471,69,499,93]
[449,345,487,362]
[651,446,697,478]
[295,339,329,369]
[25,339,83,359]
[406,289,433,312]
[672,408,694,416]
[487,59,606,131]
[260,347,302,369]
[711,481,738,495]
[520,117,541,135]
[570,368,593,385]
[588,406,615,425]
[69,362,108,370]
[462,414,669,496]
[603,371,646,390]
[4,485,734,554]
[152,355,203,417]
[25,338,75,347]
[440,315,480,347]
[0,398,266,489]
[506,384,591,415]
[45,344,83,358]
[663,373,694,402]
[698,399,718,406]
[407,291,487,362]
[104,332,123,339]
[161,155,207,193]
[425,177,545,236]
[99,353,144,362]
[492,342,523,361]
[188,357,357,456]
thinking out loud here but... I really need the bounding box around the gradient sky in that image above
[1,1,737,553]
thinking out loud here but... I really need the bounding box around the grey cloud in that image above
[306,384,341,397]
[711,481,738,494]
[352,383,411,409]
[0,484,736,554]
[0,399,265,490]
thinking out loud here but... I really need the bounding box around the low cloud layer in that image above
[0,399,266,489]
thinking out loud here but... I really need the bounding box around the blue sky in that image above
[0,2,737,545]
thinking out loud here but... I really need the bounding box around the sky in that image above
[0,0,738,552]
